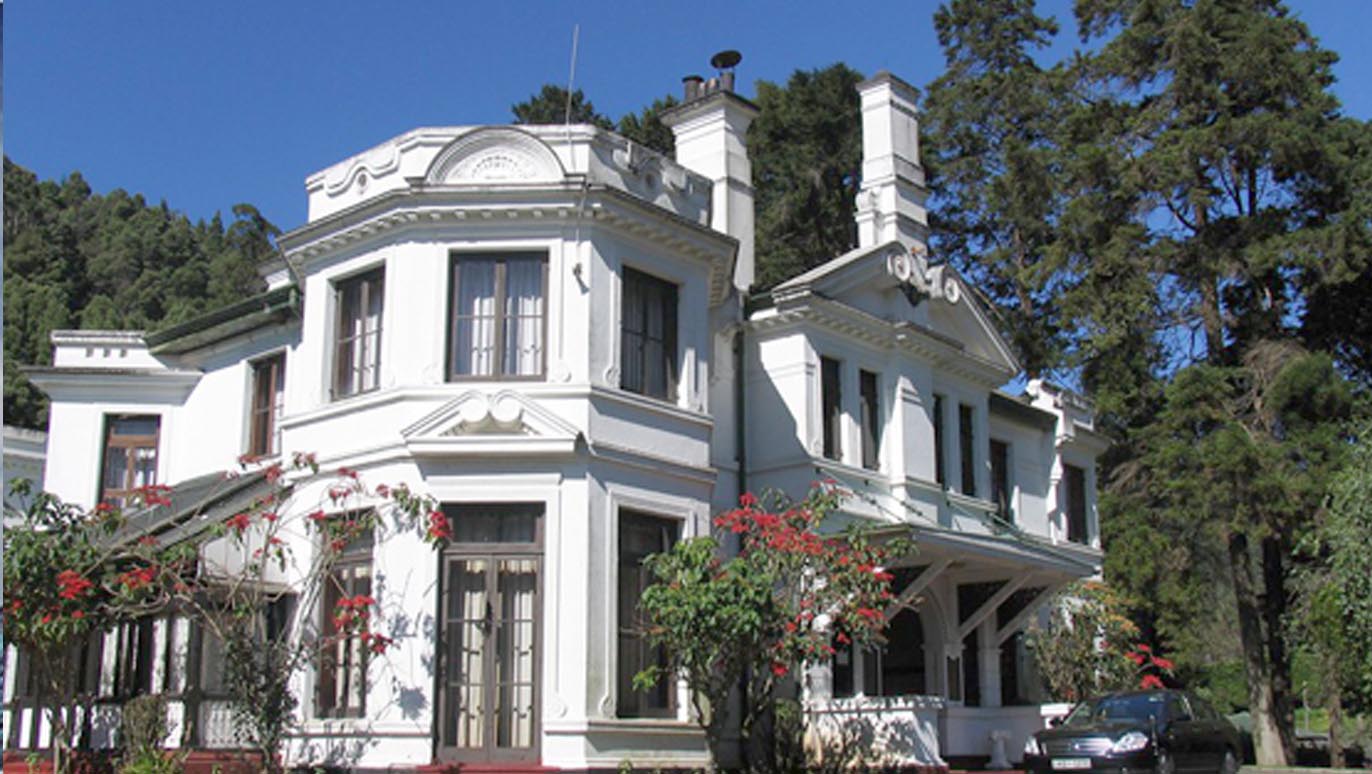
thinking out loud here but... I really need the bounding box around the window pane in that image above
[860,370,880,470]
[503,258,544,376]
[620,268,677,401]
[444,503,542,544]
[617,510,678,718]
[821,357,842,461]
[959,404,977,496]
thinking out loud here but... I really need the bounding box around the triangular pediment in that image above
[772,240,1020,378]
[401,389,580,457]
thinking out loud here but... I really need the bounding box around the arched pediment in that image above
[425,127,566,185]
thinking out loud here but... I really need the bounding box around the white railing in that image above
[805,695,946,768]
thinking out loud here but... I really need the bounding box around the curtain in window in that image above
[450,559,489,749]
[497,559,537,748]
[455,259,498,376]
[503,258,544,376]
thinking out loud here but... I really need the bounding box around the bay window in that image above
[450,253,547,379]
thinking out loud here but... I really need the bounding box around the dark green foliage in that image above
[616,94,679,156]
[749,64,866,290]
[3,157,274,429]
[923,0,1066,377]
[119,694,169,758]
[510,84,613,129]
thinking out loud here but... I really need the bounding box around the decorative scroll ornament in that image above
[886,244,961,306]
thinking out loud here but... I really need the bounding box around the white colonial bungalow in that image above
[5,60,1105,773]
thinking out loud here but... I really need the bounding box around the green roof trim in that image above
[146,285,300,355]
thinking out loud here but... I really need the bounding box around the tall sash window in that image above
[333,269,384,398]
[450,254,547,379]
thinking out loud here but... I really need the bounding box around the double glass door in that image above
[437,512,542,764]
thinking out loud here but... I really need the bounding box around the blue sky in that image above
[7,1,1372,234]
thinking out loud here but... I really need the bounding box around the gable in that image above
[771,241,1020,377]
[401,388,581,457]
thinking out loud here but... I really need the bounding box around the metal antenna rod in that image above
[564,24,580,129]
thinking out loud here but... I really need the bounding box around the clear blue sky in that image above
[7,1,1371,234]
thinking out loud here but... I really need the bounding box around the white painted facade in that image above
[10,68,1104,772]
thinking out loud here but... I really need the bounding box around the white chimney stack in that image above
[855,72,928,250]
[662,52,759,291]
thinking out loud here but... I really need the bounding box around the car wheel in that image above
[1156,750,1176,774]
[1219,749,1238,774]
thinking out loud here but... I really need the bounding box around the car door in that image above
[1163,693,1201,772]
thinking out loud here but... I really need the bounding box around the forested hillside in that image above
[3,157,278,429]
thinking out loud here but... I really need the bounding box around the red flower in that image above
[835,631,851,645]
[57,570,93,600]
[1136,643,1152,653]
[1152,656,1175,671]
[307,509,328,523]
[1125,651,1147,665]
[374,483,390,498]
[739,492,758,509]
[72,610,85,620]
[1140,673,1164,690]
[119,566,158,591]
[337,467,359,480]
[263,512,279,522]
[225,512,252,533]
[328,486,351,502]
[41,613,53,624]
[264,464,285,483]
[94,502,117,515]
[426,510,453,543]
[771,662,788,677]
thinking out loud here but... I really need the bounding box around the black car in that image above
[1024,690,1243,774]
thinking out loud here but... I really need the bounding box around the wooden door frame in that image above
[432,506,544,765]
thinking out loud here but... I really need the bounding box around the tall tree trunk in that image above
[1260,536,1296,761]
[1228,532,1289,767]
[1328,688,1345,769]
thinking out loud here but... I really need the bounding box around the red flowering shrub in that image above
[635,482,907,768]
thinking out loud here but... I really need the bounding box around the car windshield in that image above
[1064,694,1168,726]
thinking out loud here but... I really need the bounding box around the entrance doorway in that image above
[436,504,542,764]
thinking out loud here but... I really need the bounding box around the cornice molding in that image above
[281,186,737,306]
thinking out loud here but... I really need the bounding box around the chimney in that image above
[662,51,758,291]
[855,71,928,250]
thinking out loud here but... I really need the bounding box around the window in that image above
[333,268,384,399]
[990,440,1011,522]
[101,415,160,507]
[617,510,679,717]
[450,253,547,379]
[859,370,881,470]
[1064,464,1089,544]
[959,403,977,496]
[318,529,373,718]
[821,357,842,461]
[620,267,678,401]
[932,394,947,487]
[248,353,286,457]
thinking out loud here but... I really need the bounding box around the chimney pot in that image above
[682,74,704,101]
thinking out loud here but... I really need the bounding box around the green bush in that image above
[120,695,168,756]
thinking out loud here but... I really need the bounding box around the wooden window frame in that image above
[616,510,679,718]
[859,369,881,471]
[332,268,385,400]
[316,527,374,719]
[933,394,947,487]
[990,439,1012,523]
[959,403,977,497]
[821,357,843,462]
[248,352,286,457]
[619,267,679,402]
[100,414,160,507]
[448,253,549,381]
[1064,464,1089,544]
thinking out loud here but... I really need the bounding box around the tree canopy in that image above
[3,157,276,429]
